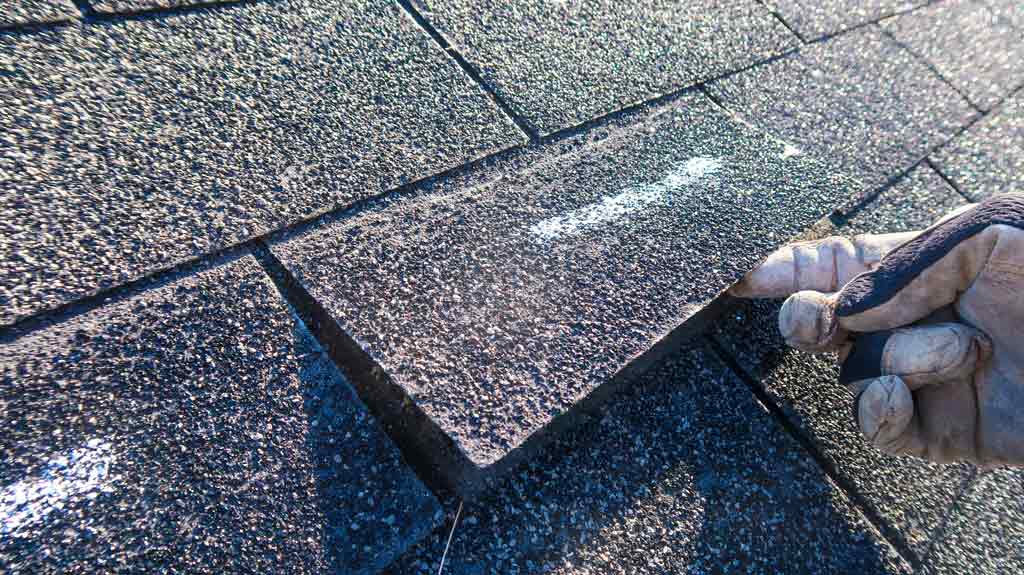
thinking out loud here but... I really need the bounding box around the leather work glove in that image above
[730,194,1024,467]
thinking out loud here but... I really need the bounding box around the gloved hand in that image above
[730,194,1024,467]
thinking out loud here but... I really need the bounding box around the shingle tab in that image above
[882,0,1024,111]
[0,255,440,575]
[931,94,1024,201]
[765,0,925,41]
[393,344,910,574]
[711,166,973,561]
[0,0,77,28]
[411,0,798,135]
[707,27,977,197]
[271,92,860,495]
[0,0,524,326]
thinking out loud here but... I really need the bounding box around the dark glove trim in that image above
[836,194,1024,317]
[839,330,893,386]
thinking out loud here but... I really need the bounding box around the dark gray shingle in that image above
[412,0,798,135]
[764,0,926,41]
[0,0,524,326]
[393,344,910,575]
[0,255,440,575]
[923,469,1024,574]
[882,0,1024,111]
[931,93,1024,200]
[88,0,228,13]
[0,0,77,28]
[707,26,977,199]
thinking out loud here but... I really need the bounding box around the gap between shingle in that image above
[874,23,982,114]
[395,0,539,143]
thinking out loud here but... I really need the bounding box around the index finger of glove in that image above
[729,232,918,299]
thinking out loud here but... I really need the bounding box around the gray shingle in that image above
[931,93,1024,200]
[411,0,798,135]
[707,26,977,197]
[0,255,440,574]
[764,0,926,41]
[89,0,229,13]
[985,0,1024,29]
[843,164,969,234]
[710,166,973,561]
[923,469,1024,574]
[881,0,1024,111]
[271,92,861,495]
[392,343,910,574]
[0,0,77,27]
[0,0,524,326]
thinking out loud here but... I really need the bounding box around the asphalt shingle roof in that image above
[411,0,797,135]
[393,343,910,574]
[0,0,523,325]
[706,26,977,196]
[881,0,1024,111]
[2,0,1024,573]
[0,255,439,574]
[931,92,1024,201]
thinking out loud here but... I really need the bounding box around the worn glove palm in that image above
[731,194,1024,466]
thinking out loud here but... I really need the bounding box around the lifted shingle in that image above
[270,91,859,496]
[0,255,440,575]
[0,0,524,326]
[707,26,977,200]
[409,0,798,135]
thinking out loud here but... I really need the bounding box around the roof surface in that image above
[2,0,1023,573]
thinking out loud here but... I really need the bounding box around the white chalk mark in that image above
[530,157,723,241]
[780,144,802,159]
[1,439,116,536]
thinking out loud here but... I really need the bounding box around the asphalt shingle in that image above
[88,0,229,13]
[411,0,798,135]
[711,166,973,562]
[707,26,977,197]
[271,91,860,495]
[985,0,1024,29]
[842,164,970,233]
[0,0,77,28]
[923,469,1024,574]
[0,0,524,326]
[764,0,925,41]
[712,299,973,562]
[931,93,1024,200]
[881,0,1024,111]
[0,255,440,575]
[392,343,910,574]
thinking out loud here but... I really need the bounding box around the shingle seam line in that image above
[395,0,539,143]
